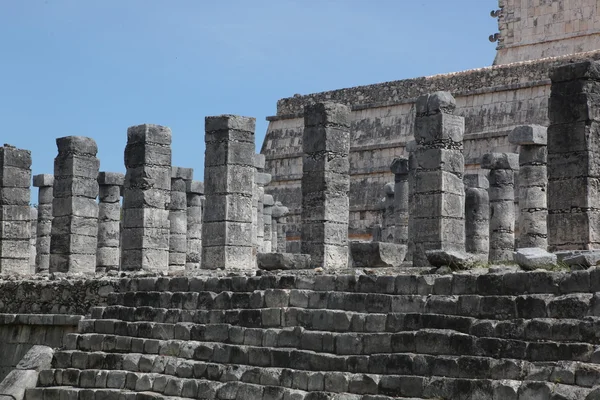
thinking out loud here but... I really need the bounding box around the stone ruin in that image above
[1,59,600,400]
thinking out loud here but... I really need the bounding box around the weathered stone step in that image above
[26,385,198,400]
[117,269,600,297]
[35,367,596,400]
[51,348,600,389]
[88,305,600,345]
[105,290,600,320]
[61,328,600,370]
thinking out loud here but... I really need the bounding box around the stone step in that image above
[60,328,600,370]
[26,385,198,400]
[36,366,596,400]
[105,290,600,320]
[116,269,600,297]
[51,348,600,388]
[87,306,600,345]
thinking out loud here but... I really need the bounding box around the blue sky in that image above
[1,1,498,192]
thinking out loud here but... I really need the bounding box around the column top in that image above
[508,125,547,146]
[390,157,409,175]
[172,166,193,181]
[127,124,172,145]
[98,172,125,186]
[415,91,456,117]
[464,173,489,189]
[263,194,275,207]
[33,174,54,187]
[303,102,351,128]
[205,115,256,133]
[550,60,600,83]
[56,136,98,155]
[186,180,204,195]
[481,153,519,171]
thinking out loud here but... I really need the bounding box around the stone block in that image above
[204,165,254,195]
[0,146,31,169]
[414,113,464,144]
[202,221,252,246]
[127,124,172,145]
[416,91,456,116]
[303,102,350,128]
[254,154,266,170]
[508,125,548,145]
[464,173,489,189]
[481,152,519,170]
[124,143,171,167]
[202,245,254,270]
[32,174,54,188]
[205,140,255,167]
[390,157,409,175]
[302,155,349,175]
[186,180,204,195]
[350,242,407,268]
[550,92,600,123]
[255,172,272,186]
[548,121,600,154]
[171,166,193,180]
[550,60,600,83]
[0,167,31,188]
[263,194,274,207]
[563,251,600,268]
[205,114,256,133]
[414,170,464,195]
[257,253,311,271]
[426,249,476,269]
[514,248,557,270]
[302,126,351,155]
[97,172,125,186]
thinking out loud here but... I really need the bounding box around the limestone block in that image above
[414,148,464,173]
[414,113,464,144]
[509,125,548,145]
[15,345,53,371]
[254,154,266,171]
[513,248,557,270]
[464,173,489,189]
[97,172,125,187]
[425,249,476,270]
[187,180,204,195]
[350,242,407,268]
[481,152,519,171]
[550,60,600,83]
[390,157,409,175]
[257,253,311,271]
[563,251,600,268]
[171,166,193,181]
[0,370,38,400]
[256,172,272,186]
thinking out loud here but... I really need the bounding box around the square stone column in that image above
[169,166,193,271]
[29,207,37,274]
[96,172,124,272]
[380,182,395,243]
[509,125,548,249]
[121,124,172,271]
[464,174,490,261]
[185,180,204,270]
[481,153,519,262]
[548,61,600,250]
[301,102,351,269]
[263,194,274,252]
[412,92,466,267]
[50,137,99,274]
[202,115,256,270]
[390,157,409,247]
[33,174,53,273]
[272,201,289,253]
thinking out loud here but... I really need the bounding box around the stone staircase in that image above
[25,269,600,399]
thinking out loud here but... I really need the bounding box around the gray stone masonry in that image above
[185,180,203,270]
[301,102,351,269]
[202,115,256,270]
[412,92,466,268]
[263,194,274,253]
[272,201,289,253]
[548,60,600,250]
[406,141,418,262]
[390,157,409,247]
[380,182,395,243]
[169,166,193,271]
[481,152,519,263]
[464,173,490,261]
[121,124,172,272]
[0,145,31,274]
[29,207,37,274]
[509,124,548,249]
[33,174,53,273]
[96,172,124,272]
[253,154,266,253]
[255,170,272,253]
[50,137,99,274]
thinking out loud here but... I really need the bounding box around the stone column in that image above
[255,169,271,253]
[121,124,172,271]
[390,157,409,247]
[253,155,265,252]
[380,182,395,242]
[33,174,53,273]
[263,194,274,252]
[406,140,418,262]
[481,153,519,262]
[301,102,351,269]
[412,92,466,267]
[548,61,600,250]
[272,201,289,253]
[464,174,490,261]
[29,207,37,274]
[169,167,193,271]
[185,180,204,270]
[509,125,548,249]
[202,115,256,270]
[0,145,32,274]
[96,172,124,272]
[50,137,99,274]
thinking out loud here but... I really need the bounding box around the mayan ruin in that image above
[3,0,600,399]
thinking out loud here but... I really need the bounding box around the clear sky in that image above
[1,0,498,196]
